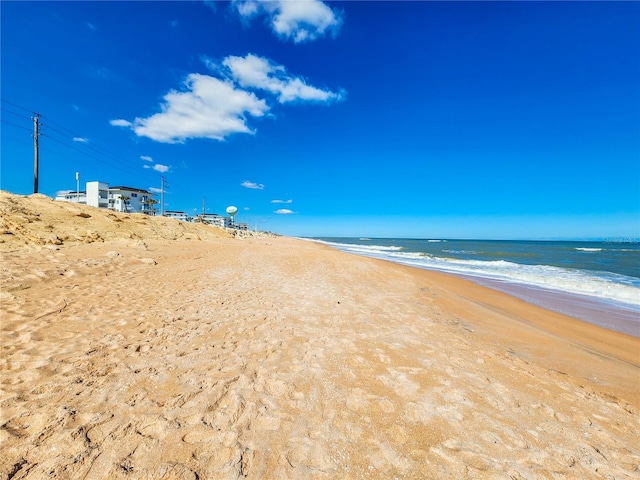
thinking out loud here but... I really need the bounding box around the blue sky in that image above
[2,1,639,239]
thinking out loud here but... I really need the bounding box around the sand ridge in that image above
[0,191,233,249]
[1,192,639,479]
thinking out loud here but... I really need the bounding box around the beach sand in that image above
[1,191,639,479]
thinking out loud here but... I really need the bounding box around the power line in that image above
[160,176,170,216]
[2,98,165,191]
[1,134,33,147]
[40,121,137,171]
[41,132,145,179]
[1,119,33,132]
[0,98,39,115]
[37,112,136,167]
[39,116,95,145]
[35,115,154,180]
[1,100,113,162]
[2,100,138,172]
[1,107,32,121]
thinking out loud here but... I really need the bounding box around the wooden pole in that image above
[33,115,40,193]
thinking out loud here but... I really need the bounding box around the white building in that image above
[108,185,156,214]
[56,191,87,204]
[56,181,156,215]
[197,213,233,228]
[85,181,109,209]
[164,210,190,222]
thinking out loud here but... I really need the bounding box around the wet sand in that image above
[1,191,639,479]
[452,274,640,338]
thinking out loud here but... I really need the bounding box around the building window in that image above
[131,193,138,198]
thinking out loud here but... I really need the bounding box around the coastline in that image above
[458,274,640,338]
[1,193,639,478]
[311,238,640,338]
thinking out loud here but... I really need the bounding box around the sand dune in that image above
[1,191,638,479]
[0,192,234,248]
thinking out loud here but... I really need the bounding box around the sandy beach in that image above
[1,191,638,479]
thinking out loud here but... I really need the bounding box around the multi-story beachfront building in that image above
[197,213,233,228]
[56,181,156,215]
[109,185,156,215]
[164,210,190,222]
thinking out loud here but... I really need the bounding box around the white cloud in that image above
[234,0,259,17]
[87,22,97,31]
[143,165,151,169]
[204,0,217,12]
[271,199,292,204]
[153,164,170,173]
[222,54,343,103]
[232,0,343,43]
[141,155,153,162]
[241,180,264,190]
[148,187,163,194]
[73,137,88,143]
[114,54,344,143]
[130,74,268,143]
[110,119,133,127]
[274,208,294,215]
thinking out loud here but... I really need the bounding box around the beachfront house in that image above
[197,213,233,228]
[56,190,87,204]
[56,181,156,215]
[109,185,156,215]
[235,222,249,231]
[164,210,190,222]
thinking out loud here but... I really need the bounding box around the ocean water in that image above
[311,238,640,337]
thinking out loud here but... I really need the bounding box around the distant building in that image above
[56,190,87,204]
[164,210,190,222]
[235,223,249,231]
[56,181,156,215]
[85,181,109,209]
[197,213,233,228]
[108,185,156,215]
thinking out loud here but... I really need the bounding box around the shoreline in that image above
[310,238,639,338]
[459,273,640,338]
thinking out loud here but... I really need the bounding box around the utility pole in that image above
[75,172,80,202]
[160,176,169,216]
[202,197,206,214]
[161,176,165,216]
[32,114,41,193]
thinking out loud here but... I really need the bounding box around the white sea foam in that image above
[319,240,640,308]
[575,247,602,252]
[323,242,403,253]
